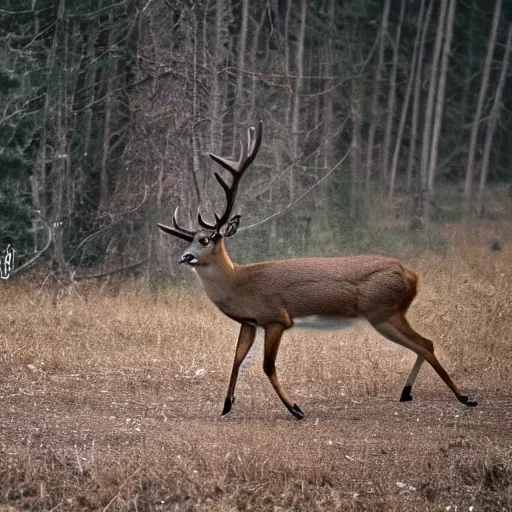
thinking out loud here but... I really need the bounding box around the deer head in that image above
[158,121,263,267]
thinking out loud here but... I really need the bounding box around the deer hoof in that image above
[221,396,235,416]
[458,396,478,407]
[400,386,413,402]
[290,403,305,420]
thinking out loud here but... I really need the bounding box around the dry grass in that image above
[0,221,511,511]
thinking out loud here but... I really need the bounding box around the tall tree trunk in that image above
[192,3,203,207]
[250,6,266,117]
[405,0,433,193]
[98,8,115,215]
[292,0,307,157]
[209,0,227,153]
[320,0,335,210]
[389,0,425,197]
[463,0,502,203]
[381,0,405,188]
[83,28,99,160]
[284,0,293,133]
[418,0,447,225]
[427,0,456,197]
[52,0,68,273]
[350,83,362,220]
[460,0,475,129]
[99,81,113,215]
[477,22,512,216]
[290,0,307,200]
[233,0,249,143]
[365,0,390,192]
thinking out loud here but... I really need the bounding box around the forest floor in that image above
[1,222,511,511]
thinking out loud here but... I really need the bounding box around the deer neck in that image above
[194,238,238,291]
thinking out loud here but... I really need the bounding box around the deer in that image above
[158,121,477,420]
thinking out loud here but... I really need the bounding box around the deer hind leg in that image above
[263,323,304,420]
[373,313,477,407]
[222,323,256,416]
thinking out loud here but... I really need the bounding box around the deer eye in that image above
[198,237,210,246]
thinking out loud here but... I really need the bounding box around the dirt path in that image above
[1,372,510,511]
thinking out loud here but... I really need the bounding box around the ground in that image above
[0,224,511,511]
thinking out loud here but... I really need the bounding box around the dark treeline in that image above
[1,0,511,279]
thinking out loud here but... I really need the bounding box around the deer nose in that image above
[179,253,196,264]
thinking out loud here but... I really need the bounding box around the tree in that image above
[418,0,447,224]
[427,0,456,197]
[389,0,426,197]
[382,0,405,188]
[463,0,503,205]
[476,22,512,216]
[365,0,391,191]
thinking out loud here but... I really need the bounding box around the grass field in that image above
[0,222,511,511]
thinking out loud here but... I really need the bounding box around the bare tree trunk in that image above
[477,22,512,216]
[34,91,50,226]
[209,0,227,153]
[98,9,115,215]
[233,0,249,140]
[99,83,113,215]
[365,0,390,191]
[289,0,307,201]
[191,3,203,207]
[320,0,335,210]
[52,0,68,273]
[249,7,266,117]
[83,28,99,160]
[427,0,456,197]
[350,84,362,220]
[463,0,502,203]
[405,0,433,193]
[460,0,475,129]
[389,0,425,197]
[381,0,405,188]
[292,1,307,160]
[284,0,293,132]
[419,0,447,225]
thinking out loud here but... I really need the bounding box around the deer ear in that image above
[223,215,241,238]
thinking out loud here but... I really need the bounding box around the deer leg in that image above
[399,355,424,402]
[373,313,477,407]
[222,323,256,416]
[263,323,304,420]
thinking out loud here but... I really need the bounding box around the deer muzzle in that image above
[179,253,198,265]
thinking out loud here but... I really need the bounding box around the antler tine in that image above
[247,126,256,154]
[236,134,248,170]
[157,206,197,241]
[197,211,217,230]
[208,120,263,175]
[172,207,196,236]
[208,154,238,175]
[241,121,262,172]
[205,120,263,234]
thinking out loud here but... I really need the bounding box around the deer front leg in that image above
[263,323,304,420]
[222,323,256,416]
[400,355,425,402]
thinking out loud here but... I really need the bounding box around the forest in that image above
[1,0,512,279]
[1,2,512,510]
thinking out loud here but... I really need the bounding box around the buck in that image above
[158,121,477,419]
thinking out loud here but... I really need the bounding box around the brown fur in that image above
[171,236,476,418]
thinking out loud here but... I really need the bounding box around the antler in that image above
[198,120,263,234]
[157,207,196,242]
[158,121,263,240]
